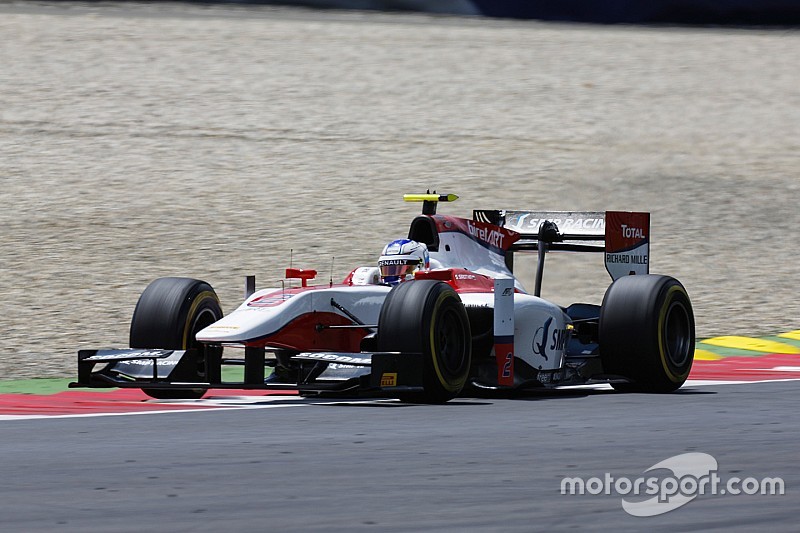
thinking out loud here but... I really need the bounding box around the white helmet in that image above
[378,239,430,285]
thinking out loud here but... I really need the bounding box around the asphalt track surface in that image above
[0,380,796,532]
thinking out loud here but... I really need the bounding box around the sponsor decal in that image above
[327,363,366,370]
[82,350,173,361]
[506,212,605,234]
[620,224,645,239]
[520,217,604,231]
[434,216,519,253]
[605,211,650,279]
[294,353,371,365]
[532,318,568,361]
[605,253,648,265]
[605,212,650,253]
[122,359,179,367]
[466,219,507,249]
[380,372,398,387]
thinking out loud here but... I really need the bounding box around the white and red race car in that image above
[73,193,695,402]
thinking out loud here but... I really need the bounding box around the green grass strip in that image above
[0,366,256,395]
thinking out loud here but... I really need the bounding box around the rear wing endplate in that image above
[474,209,650,281]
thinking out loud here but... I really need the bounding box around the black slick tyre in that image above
[130,277,223,399]
[377,280,471,403]
[599,275,694,393]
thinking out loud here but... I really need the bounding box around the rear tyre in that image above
[377,280,471,403]
[600,275,694,392]
[130,277,223,399]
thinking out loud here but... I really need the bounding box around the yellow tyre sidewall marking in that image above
[429,291,466,392]
[182,291,220,349]
[657,285,691,383]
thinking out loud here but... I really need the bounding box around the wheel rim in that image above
[663,301,691,368]
[188,307,219,349]
[435,306,467,376]
[186,306,220,376]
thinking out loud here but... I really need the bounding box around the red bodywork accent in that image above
[415,268,499,293]
[285,268,318,288]
[341,268,361,285]
[495,343,515,387]
[430,215,520,252]
[605,211,650,253]
[245,312,370,352]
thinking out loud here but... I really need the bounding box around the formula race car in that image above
[72,193,695,402]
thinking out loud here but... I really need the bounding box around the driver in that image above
[378,239,430,285]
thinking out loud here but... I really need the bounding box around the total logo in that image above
[532,318,568,361]
[620,224,646,239]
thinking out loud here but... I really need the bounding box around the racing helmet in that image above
[378,239,430,285]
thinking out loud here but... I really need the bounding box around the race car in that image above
[72,193,695,403]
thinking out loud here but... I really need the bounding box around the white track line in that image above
[3,379,800,421]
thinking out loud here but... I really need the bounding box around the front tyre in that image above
[600,275,694,392]
[130,277,223,399]
[377,280,471,403]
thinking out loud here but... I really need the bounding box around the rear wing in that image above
[474,209,650,284]
[476,210,606,252]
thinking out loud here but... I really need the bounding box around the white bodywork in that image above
[430,229,527,291]
[460,292,569,372]
[196,279,569,373]
[197,285,390,344]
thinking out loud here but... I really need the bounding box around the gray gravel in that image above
[1,2,798,378]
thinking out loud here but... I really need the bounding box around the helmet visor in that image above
[378,258,419,280]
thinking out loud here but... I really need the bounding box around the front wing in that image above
[71,348,426,396]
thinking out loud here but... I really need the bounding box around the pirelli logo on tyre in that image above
[380,373,398,387]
